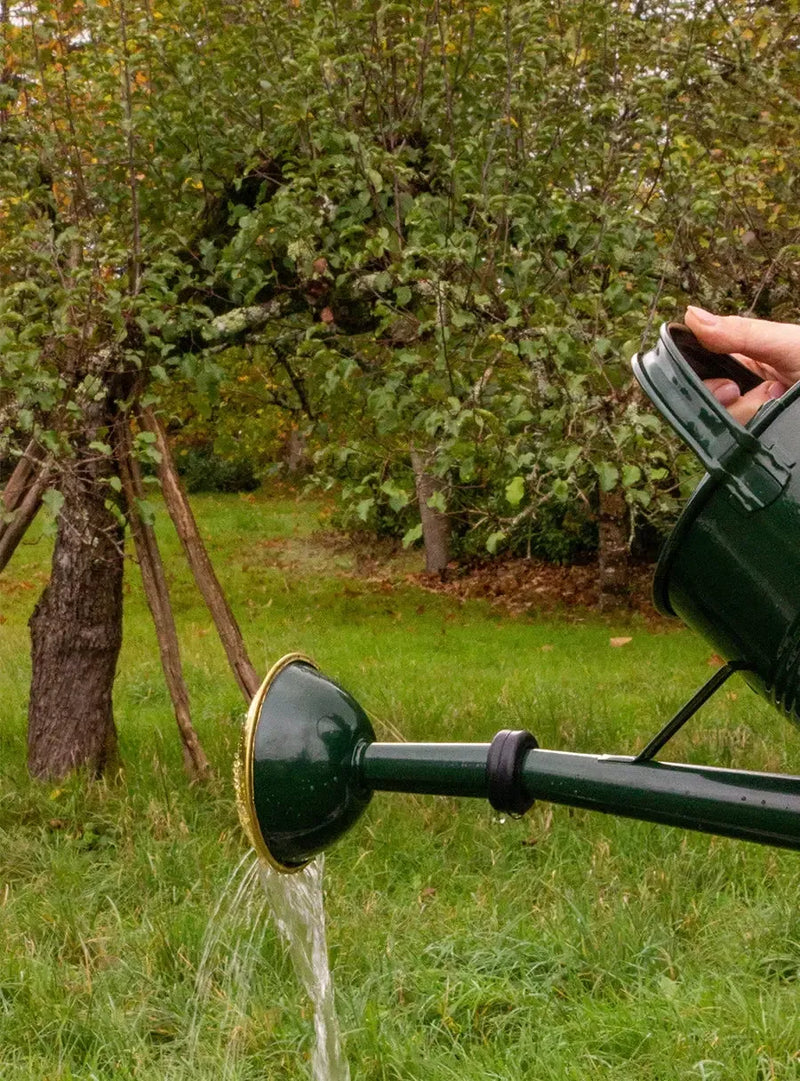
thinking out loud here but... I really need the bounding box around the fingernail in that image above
[769,381,788,400]
[712,381,740,406]
[687,305,718,327]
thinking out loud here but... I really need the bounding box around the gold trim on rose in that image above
[234,652,317,875]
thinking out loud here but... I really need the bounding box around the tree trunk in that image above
[597,486,631,610]
[27,460,123,780]
[410,448,450,576]
[282,426,308,475]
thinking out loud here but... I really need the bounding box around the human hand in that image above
[684,306,800,424]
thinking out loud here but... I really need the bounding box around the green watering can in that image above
[235,324,800,873]
[634,323,800,721]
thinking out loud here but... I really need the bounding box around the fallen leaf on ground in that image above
[610,636,633,647]
[411,556,660,618]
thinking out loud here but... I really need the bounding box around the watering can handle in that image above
[632,323,793,513]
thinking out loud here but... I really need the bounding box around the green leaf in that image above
[621,464,641,487]
[562,445,583,471]
[380,480,410,512]
[596,462,619,492]
[627,489,652,508]
[402,523,424,548]
[41,489,65,519]
[486,531,506,554]
[595,337,612,358]
[356,497,374,522]
[135,499,157,528]
[426,490,446,513]
[104,499,128,528]
[505,475,525,507]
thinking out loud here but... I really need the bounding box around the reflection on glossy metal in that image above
[236,654,375,872]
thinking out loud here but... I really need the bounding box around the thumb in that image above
[710,379,787,425]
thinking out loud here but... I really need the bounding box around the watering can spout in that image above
[235,656,800,872]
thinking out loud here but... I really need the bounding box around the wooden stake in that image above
[1,440,46,516]
[139,407,261,701]
[116,418,212,781]
[0,448,51,574]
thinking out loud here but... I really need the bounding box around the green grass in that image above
[2,491,800,1079]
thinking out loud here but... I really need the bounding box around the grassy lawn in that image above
[2,491,800,1079]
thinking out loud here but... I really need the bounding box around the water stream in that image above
[257,856,350,1081]
[192,852,350,1081]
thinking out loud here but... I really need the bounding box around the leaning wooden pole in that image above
[115,418,212,781]
[1,440,45,515]
[139,406,260,701]
[0,444,51,574]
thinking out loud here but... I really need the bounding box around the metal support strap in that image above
[634,661,746,763]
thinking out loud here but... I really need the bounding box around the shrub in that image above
[174,446,260,494]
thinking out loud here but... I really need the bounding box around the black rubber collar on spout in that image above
[486,729,538,815]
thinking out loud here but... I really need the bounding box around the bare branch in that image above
[202,298,288,345]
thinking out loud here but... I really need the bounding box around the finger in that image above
[728,353,783,383]
[704,378,741,407]
[723,381,787,425]
[685,307,800,382]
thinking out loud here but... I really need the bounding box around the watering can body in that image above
[633,324,800,723]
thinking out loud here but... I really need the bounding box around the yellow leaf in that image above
[609,637,632,647]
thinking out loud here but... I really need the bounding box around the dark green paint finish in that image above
[517,750,800,850]
[632,323,794,512]
[251,659,374,867]
[249,663,800,868]
[363,744,800,850]
[361,743,491,798]
[634,324,800,723]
